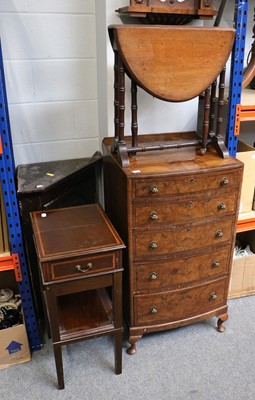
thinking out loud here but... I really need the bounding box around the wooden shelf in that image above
[237,211,255,233]
[58,289,114,341]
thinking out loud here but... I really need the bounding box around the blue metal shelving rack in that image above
[226,0,249,156]
[0,43,42,351]
[0,1,249,352]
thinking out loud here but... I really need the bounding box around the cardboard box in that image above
[0,323,31,370]
[229,231,255,298]
[236,141,255,214]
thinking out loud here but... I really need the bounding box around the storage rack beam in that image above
[0,253,22,282]
[0,42,42,350]
[226,0,249,156]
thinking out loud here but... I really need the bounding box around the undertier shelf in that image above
[57,288,114,341]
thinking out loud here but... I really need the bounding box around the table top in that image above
[17,152,102,195]
[30,203,125,262]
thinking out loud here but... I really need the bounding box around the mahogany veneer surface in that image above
[109,25,235,102]
[103,139,243,354]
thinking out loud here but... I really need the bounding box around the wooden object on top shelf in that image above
[109,25,235,167]
[116,0,217,24]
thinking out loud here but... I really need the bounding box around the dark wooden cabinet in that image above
[31,204,125,389]
[103,136,243,355]
[16,153,102,318]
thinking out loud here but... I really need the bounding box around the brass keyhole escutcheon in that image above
[188,201,193,207]
[150,306,158,314]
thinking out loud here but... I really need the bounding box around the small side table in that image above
[30,203,125,389]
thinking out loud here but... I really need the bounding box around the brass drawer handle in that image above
[150,272,158,280]
[215,230,223,238]
[75,263,93,273]
[150,211,158,220]
[209,292,217,301]
[149,241,158,249]
[212,260,220,268]
[150,185,159,193]
[218,203,226,210]
[150,306,158,314]
[221,177,229,186]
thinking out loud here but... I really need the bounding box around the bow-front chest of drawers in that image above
[103,138,243,354]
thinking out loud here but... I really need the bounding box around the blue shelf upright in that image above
[226,0,249,156]
[0,42,42,351]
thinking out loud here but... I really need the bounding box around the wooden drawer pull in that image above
[150,211,158,220]
[75,263,93,273]
[209,292,217,301]
[215,230,223,238]
[150,185,159,193]
[150,272,158,280]
[150,306,158,314]
[221,177,229,186]
[149,241,158,249]
[218,202,226,210]
[212,260,220,268]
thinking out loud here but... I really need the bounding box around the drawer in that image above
[133,170,240,199]
[41,253,116,282]
[134,193,237,226]
[135,246,231,292]
[134,217,234,259]
[134,277,228,325]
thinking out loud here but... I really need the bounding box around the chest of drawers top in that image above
[103,138,243,182]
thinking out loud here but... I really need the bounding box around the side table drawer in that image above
[42,253,116,282]
[134,277,228,326]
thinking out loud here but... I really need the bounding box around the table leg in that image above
[114,330,123,374]
[53,343,64,389]
[113,271,123,374]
